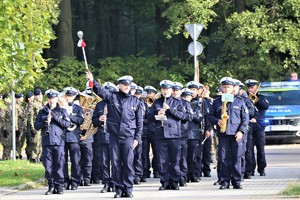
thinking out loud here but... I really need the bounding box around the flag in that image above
[77,39,86,48]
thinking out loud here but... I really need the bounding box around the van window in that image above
[260,90,300,106]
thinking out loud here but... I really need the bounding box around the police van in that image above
[259,81,300,140]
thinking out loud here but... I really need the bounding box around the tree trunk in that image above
[56,0,74,60]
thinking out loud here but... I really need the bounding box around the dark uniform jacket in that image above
[254,94,269,130]
[34,103,71,146]
[180,98,193,138]
[65,103,84,143]
[147,96,190,139]
[92,81,143,143]
[92,101,109,144]
[209,95,249,136]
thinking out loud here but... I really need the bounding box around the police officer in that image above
[79,88,94,187]
[142,85,160,179]
[62,87,84,190]
[86,71,143,198]
[245,79,269,176]
[179,88,194,186]
[15,93,26,159]
[208,77,249,189]
[92,82,118,193]
[34,89,71,195]
[186,81,203,182]
[148,80,188,190]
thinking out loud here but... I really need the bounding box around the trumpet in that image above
[249,83,261,103]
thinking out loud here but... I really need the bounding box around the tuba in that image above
[220,101,229,133]
[144,92,161,107]
[79,91,101,140]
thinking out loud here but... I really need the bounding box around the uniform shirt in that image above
[92,80,143,143]
[253,93,269,129]
[92,101,109,144]
[180,99,193,138]
[147,96,189,139]
[208,95,249,136]
[15,101,26,133]
[65,102,84,142]
[34,103,71,146]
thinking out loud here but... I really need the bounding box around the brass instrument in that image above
[144,92,161,107]
[220,101,229,133]
[249,83,261,103]
[58,93,77,132]
[79,92,101,140]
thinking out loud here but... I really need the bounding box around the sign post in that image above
[185,24,204,83]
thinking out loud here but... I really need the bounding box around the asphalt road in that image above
[0,144,299,200]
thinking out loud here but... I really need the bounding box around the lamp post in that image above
[185,24,204,83]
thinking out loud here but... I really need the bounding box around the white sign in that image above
[188,42,203,56]
[185,24,204,40]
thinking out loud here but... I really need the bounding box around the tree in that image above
[0,0,61,93]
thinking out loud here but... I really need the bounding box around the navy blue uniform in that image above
[201,98,213,177]
[251,94,269,175]
[80,125,94,185]
[92,101,109,185]
[142,101,159,178]
[209,96,249,186]
[34,104,71,191]
[179,98,193,184]
[148,96,189,188]
[239,94,255,178]
[92,80,143,194]
[63,103,84,189]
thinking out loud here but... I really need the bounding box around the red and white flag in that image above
[77,39,86,48]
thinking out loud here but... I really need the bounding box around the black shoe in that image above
[170,182,179,190]
[45,187,54,195]
[140,177,147,182]
[213,180,222,185]
[244,174,251,179]
[84,181,91,186]
[92,179,101,184]
[159,185,168,190]
[190,177,201,182]
[100,184,109,193]
[64,182,70,190]
[179,179,187,187]
[250,171,255,176]
[203,173,211,177]
[108,186,115,192]
[153,173,160,178]
[114,190,122,198]
[260,172,266,176]
[133,178,141,185]
[71,185,78,190]
[220,182,230,189]
[56,188,64,194]
[122,192,133,198]
[233,184,243,189]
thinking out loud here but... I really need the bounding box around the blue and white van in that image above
[259,81,300,140]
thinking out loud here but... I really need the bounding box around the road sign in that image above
[188,41,203,56]
[185,24,204,40]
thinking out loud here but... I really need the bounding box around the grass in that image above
[281,182,300,196]
[0,160,45,187]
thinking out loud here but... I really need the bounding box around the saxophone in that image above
[220,101,229,133]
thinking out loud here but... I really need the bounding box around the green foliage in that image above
[0,0,60,93]
[162,0,218,38]
[95,55,194,88]
[0,160,45,187]
[281,182,300,196]
[35,57,88,92]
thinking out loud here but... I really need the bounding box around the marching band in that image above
[0,71,270,198]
